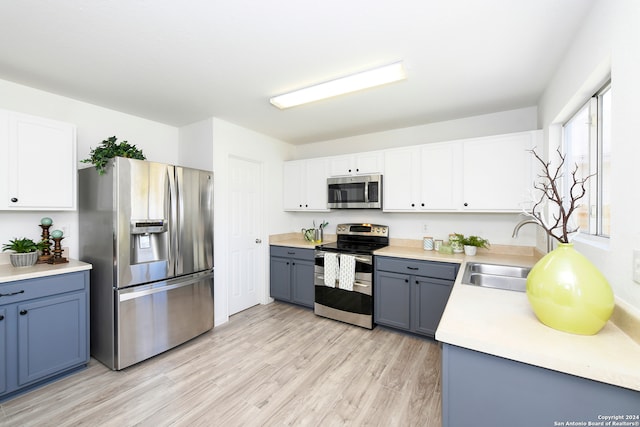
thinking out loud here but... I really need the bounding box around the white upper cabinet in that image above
[420,142,462,210]
[0,110,77,211]
[383,147,420,211]
[328,152,383,176]
[283,158,330,211]
[461,131,537,211]
[384,131,539,212]
[383,142,461,212]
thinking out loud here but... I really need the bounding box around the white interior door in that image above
[228,156,263,315]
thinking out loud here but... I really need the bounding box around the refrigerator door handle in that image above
[175,167,184,273]
[119,271,214,302]
[167,165,177,277]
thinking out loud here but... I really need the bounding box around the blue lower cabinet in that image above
[374,256,459,338]
[269,246,315,308]
[18,292,87,386]
[0,307,6,395]
[1,270,90,401]
[442,343,640,427]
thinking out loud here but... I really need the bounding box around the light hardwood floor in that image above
[0,302,442,427]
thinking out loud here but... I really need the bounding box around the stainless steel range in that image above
[314,223,389,329]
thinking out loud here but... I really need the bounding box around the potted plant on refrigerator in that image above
[2,237,48,267]
[81,136,146,175]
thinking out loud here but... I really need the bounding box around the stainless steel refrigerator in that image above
[79,157,214,370]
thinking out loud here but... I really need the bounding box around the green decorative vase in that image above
[526,243,614,335]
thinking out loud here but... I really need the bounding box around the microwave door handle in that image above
[364,180,369,203]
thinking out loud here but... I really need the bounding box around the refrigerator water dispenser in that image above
[130,219,168,264]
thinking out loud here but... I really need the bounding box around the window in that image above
[562,81,611,237]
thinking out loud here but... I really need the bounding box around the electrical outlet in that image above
[634,250,640,284]
[60,225,69,238]
[422,224,428,234]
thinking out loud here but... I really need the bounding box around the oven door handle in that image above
[315,252,372,265]
[316,274,370,288]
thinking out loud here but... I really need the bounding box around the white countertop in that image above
[436,277,640,392]
[396,248,640,393]
[0,259,92,283]
[270,234,640,392]
[269,233,336,249]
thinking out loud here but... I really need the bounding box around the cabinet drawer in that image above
[0,272,86,305]
[376,256,459,281]
[270,245,315,261]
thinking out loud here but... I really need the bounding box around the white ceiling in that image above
[0,0,595,145]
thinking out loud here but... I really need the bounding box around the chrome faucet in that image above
[512,219,553,253]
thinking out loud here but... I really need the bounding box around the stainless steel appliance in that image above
[314,223,389,329]
[79,158,214,370]
[327,174,382,209]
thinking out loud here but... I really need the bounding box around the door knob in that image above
[255,238,262,244]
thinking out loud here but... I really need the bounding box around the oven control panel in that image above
[336,223,389,237]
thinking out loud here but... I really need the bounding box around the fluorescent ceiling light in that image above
[270,62,406,109]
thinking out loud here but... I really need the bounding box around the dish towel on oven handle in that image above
[338,254,356,291]
[323,252,338,287]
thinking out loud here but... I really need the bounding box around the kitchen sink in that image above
[461,262,531,292]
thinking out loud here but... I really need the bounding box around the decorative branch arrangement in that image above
[524,148,595,244]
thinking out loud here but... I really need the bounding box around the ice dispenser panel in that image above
[130,219,168,264]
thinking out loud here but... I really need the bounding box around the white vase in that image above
[463,245,477,256]
[9,252,39,267]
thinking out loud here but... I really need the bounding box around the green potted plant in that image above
[81,136,146,175]
[2,237,48,267]
[459,234,490,256]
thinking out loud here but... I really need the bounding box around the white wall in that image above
[285,107,540,249]
[178,118,214,171]
[209,118,293,326]
[0,79,179,259]
[538,0,640,309]
[294,106,537,159]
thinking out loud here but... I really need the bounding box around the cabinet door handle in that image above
[0,315,4,321]
[404,279,409,283]
[292,262,295,266]
[287,251,295,255]
[0,290,25,297]
[10,197,18,203]
[407,266,419,270]
[411,203,415,207]
[464,202,469,207]
[20,309,28,315]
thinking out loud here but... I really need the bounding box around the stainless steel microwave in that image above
[327,174,382,209]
